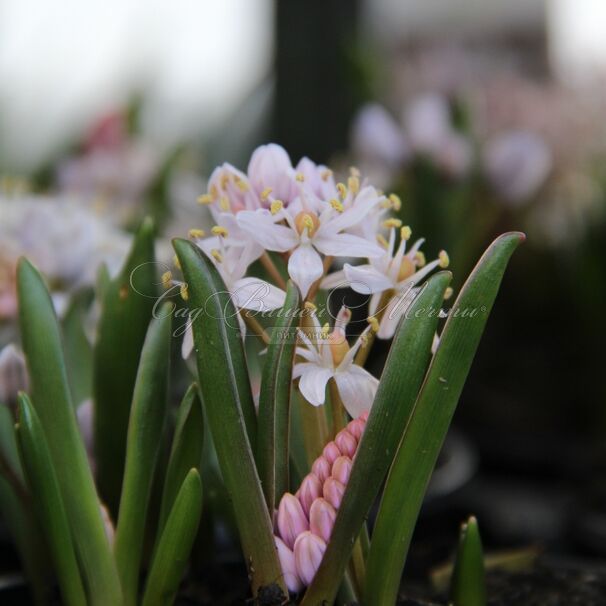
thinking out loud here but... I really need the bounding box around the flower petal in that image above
[237,209,299,252]
[231,277,286,311]
[334,365,379,418]
[313,232,383,258]
[296,363,333,407]
[343,263,393,295]
[288,244,324,298]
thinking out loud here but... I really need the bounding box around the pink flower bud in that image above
[294,531,326,586]
[309,498,336,543]
[275,536,303,593]
[277,493,309,549]
[334,429,357,458]
[322,441,341,465]
[297,473,322,516]
[311,456,332,483]
[247,143,296,203]
[347,417,365,440]
[331,456,353,485]
[323,477,345,509]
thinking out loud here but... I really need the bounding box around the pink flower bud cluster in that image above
[274,412,368,593]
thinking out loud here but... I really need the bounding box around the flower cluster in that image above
[274,413,368,592]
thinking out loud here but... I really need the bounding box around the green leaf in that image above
[94,217,157,512]
[17,257,122,605]
[158,383,204,535]
[364,232,524,606]
[257,280,301,511]
[301,271,452,606]
[16,394,87,606]
[450,517,487,606]
[141,469,203,606]
[114,306,172,606]
[173,238,286,597]
[61,288,94,405]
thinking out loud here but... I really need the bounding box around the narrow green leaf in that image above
[257,280,301,511]
[114,307,172,606]
[16,394,87,606]
[158,383,204,534]
[364,232,524,606]
[94,217,157,511]
[142,469,203,606]
[173,238,286,596]
[301,271,452,606]
[450,517,487,606]
[17,257,122,605]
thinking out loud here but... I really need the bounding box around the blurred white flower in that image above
[483,131,552,204]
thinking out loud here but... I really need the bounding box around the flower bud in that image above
[323,477,345,509]
[275,536,303,593]
[311,456,332,483]
[247,143,295,203]
[322,441,341,465]
[297,473,322,517]
[294,531,326,586]
[309,498,336,543]
[334,429,357,458]
[277,493,309,549]
[346,417,365,440]
[331,456,353,485]
[0,344,29,408]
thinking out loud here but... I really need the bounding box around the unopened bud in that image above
[322,441,341,465]
[294,531,326,586]
[275,536,303,593]
[277,493,309,549]
[323,477,345,509]
[297,473,322,516]
[0,345,29,407]
[332,456,353,485]
[334,429,357,458]
[309,498,336,543]
[311,456,332,483]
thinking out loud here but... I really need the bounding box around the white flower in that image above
[293,307,378,418]
[322,223,449,339]
[237,188,384,298]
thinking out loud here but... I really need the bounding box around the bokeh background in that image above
[2,0,606,597]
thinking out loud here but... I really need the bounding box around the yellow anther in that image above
[376,234,389,248]
[321,323,330,340]
[197,193,214,205]
[260,187,273,200]
[210,249,223,263]
[211,226,229,238]
[349,166,361,178]
[400,225,412,241]
[368,316,380,333]
[380,199,392,209]
[347,175,360,195]
[161,271,172,289]
[294,211,320,236]
[320,169,333,181]
[219,196,231,211]
[389,194,402,211]
[180,283,189,301]
[444,287,454,300]
[336,182,348,199]
[189,228,206,239]
[415,251,426,267]
[173,255,181,270]
[234,176,249,192]
[383,218,402,229]
[270,200,283,215]
[439,250,450,268]
[295,172,305,182]
[304,301,317,312]
[220,173,230,189]
[330,199,344,212]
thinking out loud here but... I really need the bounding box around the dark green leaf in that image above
[450,517,487,606]
[364,232,524,606]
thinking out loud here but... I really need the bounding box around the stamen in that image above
[304,301,317,312]
[197,193,214,205]
[349,166,361,178]
[376,234,389,248]
[400,226,412,241]
[347,176,360,195]
[389,194,402,211]
[210,249,223,263]
[173,255,181,270]
[161,271,172,290]
[189,228,206,239]
[294,211,320,237]
[444,287,454,300]
[180,283,189,301]
[415,251,426,267]
[383,218,402,229]
[211,226,229,238]
[271,200,284,215]
[367,316,380,333]
[295,172,305,182]
[219,196,231,211]
[234,176,249,192]
[336,183,347,199]
[260,187,273,200]
[320,169,333,181]
[439,250,450,268]
[329,199,344,212]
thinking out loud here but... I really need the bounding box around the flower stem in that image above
[240,310,270,345]
[354,290,393,367]
[260,252,287,290]
[297,390,329,466]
